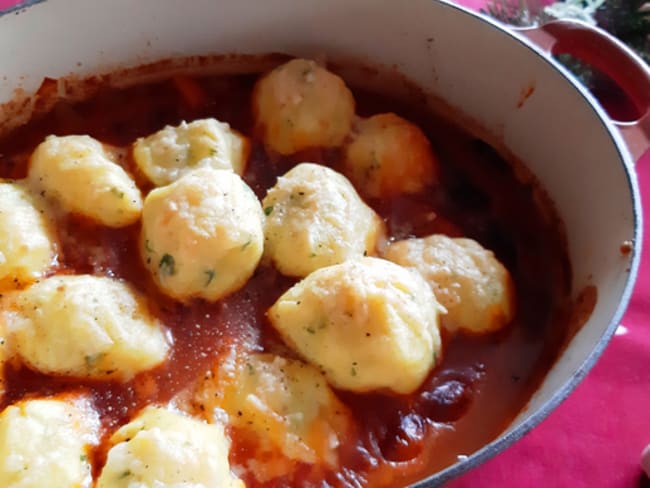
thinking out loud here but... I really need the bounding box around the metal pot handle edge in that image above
[515,19,650,163]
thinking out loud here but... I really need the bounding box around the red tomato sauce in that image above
[0,65,571,487]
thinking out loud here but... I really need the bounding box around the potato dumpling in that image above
[384,235,515,334]
[193,352,352,480]
[0,182,57,291]
[141,167,264,302]
[268,257,443,394]
[97,407,243,488]
[253,58,355,154]
[263,163,384,277]
[133,118,249,186]
[343,113,439,198]
[0,274,170,380]
[29,135,143,227]
[0,394,99,488]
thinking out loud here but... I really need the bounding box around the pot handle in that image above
[515,20,650,162]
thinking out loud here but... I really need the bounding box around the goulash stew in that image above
[0,58,571,487]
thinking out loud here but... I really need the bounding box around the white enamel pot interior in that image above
[0,0,642,486]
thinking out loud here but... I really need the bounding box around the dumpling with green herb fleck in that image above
[133,118,250,186]
[268,257,444,394]
[141,167,264,302]
[0,274,170,381]
[262,163,384,278]
[253,58,355,155]
[28,134,142,227]
[0,181,58,291]
[384,234,515,334]
[343,113,439,198]
[97,407,243,488]
[0,394,99,488]
[192,352,353,481]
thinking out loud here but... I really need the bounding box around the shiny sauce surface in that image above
[0,69,571,487]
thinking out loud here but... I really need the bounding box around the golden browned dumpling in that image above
[384,234,515,334]
[1,275,170,381]
[253,59,355,154]
[262,163,384,277]
[29,135,142,227]
[192,352,352,481]
[0,182,57,291]
[0,394,99,488]
[132,118,249,186]
[141,167,264,302]
[268,257,444,394]
[97,407,243,488]
[343,113,439,197]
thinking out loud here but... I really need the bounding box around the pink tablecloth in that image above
[1,0,649,486]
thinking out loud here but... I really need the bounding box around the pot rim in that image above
[0,0,644,486]
[412,1,643,486]
[0,0,43,17]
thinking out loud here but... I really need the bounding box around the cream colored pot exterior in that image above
[0,0,641,485]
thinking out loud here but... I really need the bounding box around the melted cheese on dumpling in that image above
[0,394,99,488]
[343,113,439,197]
[1,274,170,380]
[384,234,515,334]
[29,135,142,227]
[0,182,57,291]
[268,257,444,394]
[133,118,249,186]
[253,59,355,154]
[193,352,352,481]
[141,167,264,302]
[97,407,243,488]
[262,163,384,277]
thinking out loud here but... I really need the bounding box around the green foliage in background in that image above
[594,0,649,64]
[484,0,648,93]
[485,0,649,64]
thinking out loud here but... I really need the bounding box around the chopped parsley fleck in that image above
[144,239,154,253]
[246,363,255,376]
[241,238,252,250]
[119,469,132,479]
[80,454,88,462]
[84,352,105,369]
[309,252,317,258]
[351,366,357,377]
[110,187,125,199]
[159,254,176,276]
[204,269,216,286]
[264,206,274,216]
[305,326,316,334]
